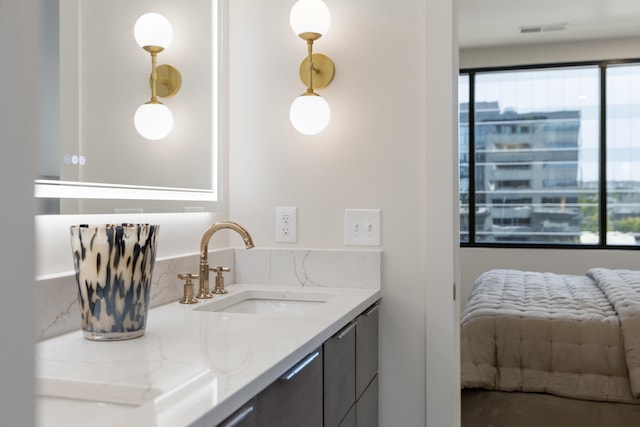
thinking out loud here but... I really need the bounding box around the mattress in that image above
[460,268,640,404]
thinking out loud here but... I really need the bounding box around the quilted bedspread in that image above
[460,269,640,404]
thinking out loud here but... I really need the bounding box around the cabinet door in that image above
[324,321,356,427]
[356,375,378,427]
[258,348,323,427]
[217,397,257,427]
[356,303,379,399]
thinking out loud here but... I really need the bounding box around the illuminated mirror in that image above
[35,0,222,214]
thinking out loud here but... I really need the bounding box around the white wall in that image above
[1,1,38,424]
[459,36,640,306]
[460,36,640,69]
[228,0,457,425]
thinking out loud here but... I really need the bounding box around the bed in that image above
[460,268,640,426]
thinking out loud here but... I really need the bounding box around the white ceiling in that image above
[459,0,640,48]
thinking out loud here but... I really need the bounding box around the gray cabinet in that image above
[218,397,257,427]
[356,303,379,399]
[355,303,379,427]
[324,321,356,427]
[215,301,379,427]
[257,348,323,427]
[324,302,379,427]
[356,303,379,427]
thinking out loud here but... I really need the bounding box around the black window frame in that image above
[460,58,640,250]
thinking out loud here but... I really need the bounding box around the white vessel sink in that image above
[194,289,336,315]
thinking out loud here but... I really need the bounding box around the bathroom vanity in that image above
[36,283,380,426]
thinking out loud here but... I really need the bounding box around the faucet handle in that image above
[177,273,199,304]
[210,267,231,294]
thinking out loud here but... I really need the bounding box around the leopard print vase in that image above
[70,224,159,340]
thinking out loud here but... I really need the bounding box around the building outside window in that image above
[460,62,640,248]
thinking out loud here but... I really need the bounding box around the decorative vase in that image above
[69,224,159,341]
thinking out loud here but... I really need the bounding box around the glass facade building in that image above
[460,63,640,247]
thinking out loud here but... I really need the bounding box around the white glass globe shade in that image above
[134,103,174,140]
[289,0,331,37]
[289,95,331,135]
[134,13,173,49]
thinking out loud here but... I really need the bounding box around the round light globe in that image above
[289,0,331,37]
[289,95,331,136]
[134,103,174,140]
[134,13,173,49]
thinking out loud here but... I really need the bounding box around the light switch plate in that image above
[345,209,381,246]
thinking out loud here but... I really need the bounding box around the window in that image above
[459,74,470,242]
[460,61,640,248]
[606,64,640,245]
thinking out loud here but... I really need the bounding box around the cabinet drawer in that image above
[356,303,379,399]
[324,321,356,427]
[258,348,323,427]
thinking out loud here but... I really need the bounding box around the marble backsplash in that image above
[36,248,381,340]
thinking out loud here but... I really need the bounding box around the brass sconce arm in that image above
[141,45,181,103]
[146,48,162,103]
[297,36,334,93]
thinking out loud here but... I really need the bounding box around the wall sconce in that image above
[133,13,182,141]
[289,0,335,135]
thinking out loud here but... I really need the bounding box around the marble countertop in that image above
[36,284,381,427]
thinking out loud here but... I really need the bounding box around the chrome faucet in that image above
[197,221,254,298]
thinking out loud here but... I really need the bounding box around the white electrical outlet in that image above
[345,209,381,246]
[276,207,298,243]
